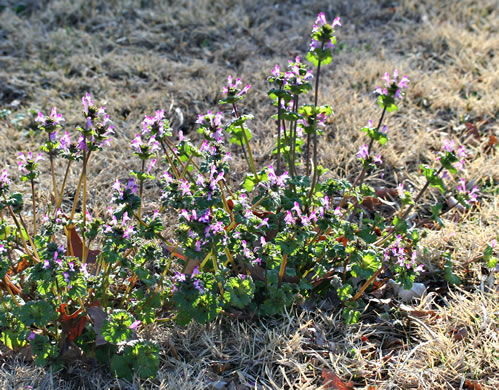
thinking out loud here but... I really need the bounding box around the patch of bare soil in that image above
[0,0,497,388]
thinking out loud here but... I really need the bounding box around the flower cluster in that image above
[104,209,135,240]
[78,93,115,151]
[142,110,171,141]
[375,69,410,99]
[307,12,341,67]
[219,75,251,104]
[0,169,9,194]
[456,178,479,205]
[18,152,44,181]
[384,235,424,274]
[131,133,160,161]
[356,144,383,165]
[438,139,468,174]
[310,12,341,50]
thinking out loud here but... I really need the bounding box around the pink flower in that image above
[271,64,280,77]
[356,144,369,160]
[123,226,134,239]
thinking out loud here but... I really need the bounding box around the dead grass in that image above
[0,0,497,388]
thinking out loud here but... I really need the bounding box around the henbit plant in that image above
[0,11,490,381]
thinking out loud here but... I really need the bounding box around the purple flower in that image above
[82,93,94,116]
[315,12,326,27]
[284,210,295,226]
[27,331,36,341]
[126,178,138,194]
[271,64,280,77]
[193,279,205,294]
[398,75,409,89]
[81,263,89,278]
[129,320,141,330]
[373,154,383,165]
[468,186,479,203]
[356,144,369,160]
[191,266,200,277]
[442,139,455,153]
[457,178,466,193]
[173,272,186,283]
[198,209,211,224]
[78,135,87,152]
[223,75,249,97]
[179,180,191,196]
[292,202,302,217]
[123,225,134,239]
[0,169,10,189]
[196,111,223,129]
[456,145,467,158]
[375,69,409,98]
[35,107,65,126]
[257,218,269,229]
[147,159,157,174]
[162,171,174,185]
[131,134,143,151]
[18,152,43,173]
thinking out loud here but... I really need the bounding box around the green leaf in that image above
[306,51,319,67]
[100,310,135,344]
[420,165,445,194]
[111,352,133,381]
[242,174,257,192]
[132,341,160,379]
[360,126,388,145]
[337,284,353,302]
[443,260,461,285]
[30,334,59,367]
[357,228,377,244]
[68,276,87,299]
[223,275,255,309]
[483,243,497,269]
[342,308,360,324]
[392,216,408,234]
[1,326,28,349]
[431,204,444,227]
[17,300,58,327]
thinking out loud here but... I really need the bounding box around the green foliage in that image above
[101,310,136,344]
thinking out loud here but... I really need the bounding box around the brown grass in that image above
[0,0,497,388]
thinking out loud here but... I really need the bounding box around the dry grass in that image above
[0,0,497,388]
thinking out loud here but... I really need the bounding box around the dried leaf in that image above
[375,187,399,200]
[184,259,201,275]
[13,257,30,274]
[67,224,100,264]
[361,196,382,211]
[336,235,349,246]
[58,304,86,342]
[321,369,354,389]
[87,305,107,346]
[464,380,485,390]
[451,327,469,341]
[483,134,497,154]
[0,274,23,296]
[465,122,480,140]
